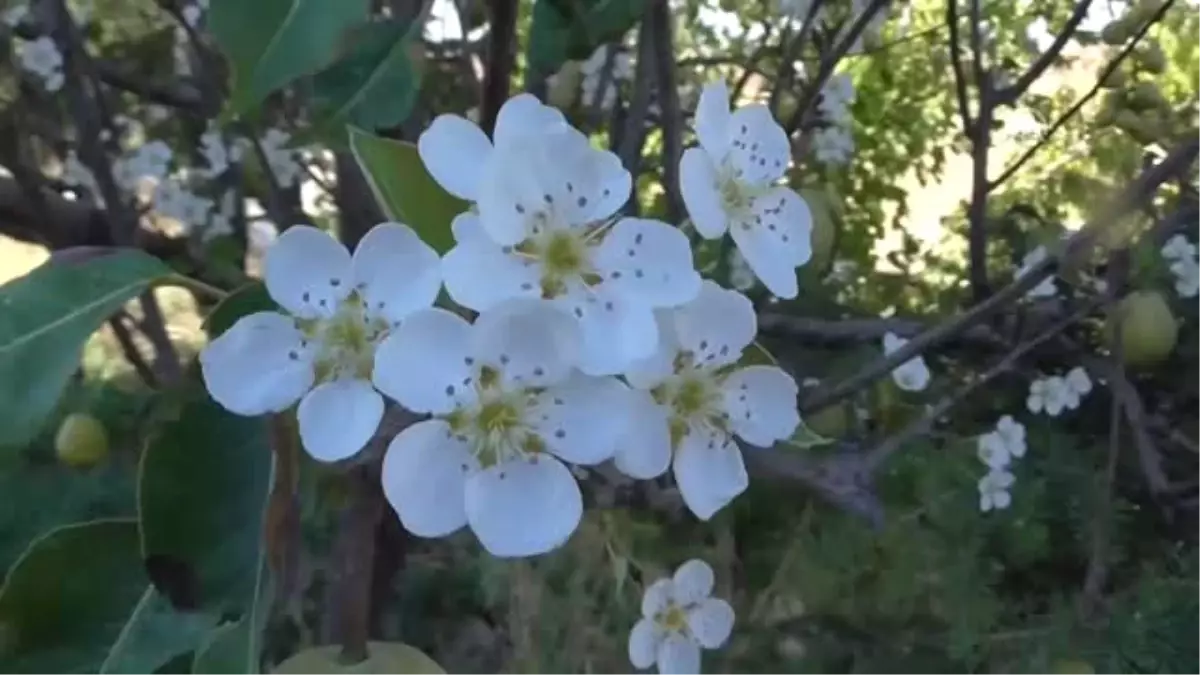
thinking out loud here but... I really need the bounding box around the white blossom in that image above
[1161,234,1197,263]
[613,282,800,520]
[976,432,1011,470]
[112,141,173,192]
[153,179,213,231]
[978,469,1014,512]
[375,301,633,558]
[629,559,735,674]
[882,332,930,392]
[201,223,441,462]
[1017,246,1057,298]
[1162,236,1200,298]
[1026,376,1070,417]
[810,125,855,166]
[580,44,633,110]
[679,80,813,299]
[1063,366,1092,409]
[260,128,304,188]
[2,3,28,27]
[818,74,855,123]
[18,36,64,92]
[425,95,701,375]
[199,129,246,178]
[994,414,1027,458]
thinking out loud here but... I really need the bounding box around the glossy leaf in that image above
[310,21,422,136]
[203,283,277,339]
[0,250,169,448]
[348,127,467,254]
[139,395,273,614]
[99,588,217,674]
[526,0,644,77]
[209,0,371,114]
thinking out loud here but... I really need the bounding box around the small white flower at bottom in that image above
[200,223,441,462]
[978,469,1015,512]
[1026,376,1070,417]
[629,559,735,674]
[994,414,1026,458]
[882,332,930,392]
[1017,247,1057,298]
[374,301,635,558]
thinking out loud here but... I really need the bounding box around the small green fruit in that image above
[1127,81,1168,111]
[1052,659,1095,674]
[274,642,444,674]
[55,413,110,469]
[1107,290,1178,367]
[1099,68,1127,89]
[1135,41,1166,73]
[1114,109,1157,144]
[1100,19,1134,45]
[546,61,582,110]
[805,403,850,439]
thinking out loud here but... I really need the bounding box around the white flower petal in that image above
[991,490,1012,510]
[561,286,660,376]
[442,237,540,311]
[746,186,813,267]
[642,578,674,617]
[471,299,581,387]
[673,430,748,521]
[296,379,383,462]
[695,80,732,160]
[623,312,680,390]
[687,598,734,649]
[352,222,441,324]
[264,225,353,318]
[200,311,314,415]
[451,211,489,245]
[477,144,550,246]
[613,390,672,479]
[532,374,633,465]
[671,559,714,606]
[729,216,799,299]
[977,432,1010,469]
[727,104,789,185]
[539,130,630,225]
[417,113,492,200]
[679,148,728,239]
[720,366,800,447]
[629,618,665,670]
[891,359,930,392]
[373,308,476,414]
[493,93,567,147]
[594,218,702,308]
[656,634,701,675]
[382,419,476,538]
[882,331,906,354]
[672,281,756,368]
[464,456,582,557]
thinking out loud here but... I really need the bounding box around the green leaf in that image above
[209,0,371,114]
[191,615,257,674]
[139,395,273,615]
[782,419,835,450]
[99,588,217,674]
[310,21,421,137]
[526,0,644,77]
[348,127,467,254]
[203,283,276,338]
[0,520,161,673]
[0,250,169,448]
[273,642,445,674]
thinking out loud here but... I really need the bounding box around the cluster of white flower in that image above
[260,128,304,188]
[202,86,809,564]
[1,2,27,27]
[18,36,64,92]
[153,178,214,232]
[113,141,173,191]
[811,74,855,166]
[1016,246,1058,298]
[580,44,634,111]
[630,559,734,674]
[779,0,889,52]
[882,332,930,392]
[1027,366,1091,417]
[1161,234,1199,298]
[976,415,1027,512]
[198,128,248,178]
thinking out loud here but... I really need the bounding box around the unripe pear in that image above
[55,413,110,469]
[1099,68,1127,89]
[1052,659,1096,674]
[805,403,850,439]
[1135,42,1167,74]
[1107,290,1178,367]
[546,61,583,110]
[1101,19,1134,45]
[1127,81,1168,111]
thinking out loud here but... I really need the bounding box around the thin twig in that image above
[769,0,826,116]
[864,298,1105,469]
[479,0,517,135]
[999,0,1094,104]
[946,0,973,132]
[617,9,655,198]
[989,0,1176,190]
[647,0,683,221]
[108,312,159,387]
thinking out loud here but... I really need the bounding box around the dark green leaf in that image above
[139,396,273,615]
[0,520,143,673]
[209,0,371,114]
[191,615,256,674]
[310,21,421,137]
[203,283,277,339]
[348,127,467,254]
[0,250,169,448]
[526,0,644,77]
[99,588,217,674]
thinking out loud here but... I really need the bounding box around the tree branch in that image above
[479,0,517,135]
[647,0,683,221]
[769,0,825,116]
[999,0,1093,105]
[946,0,973,132]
